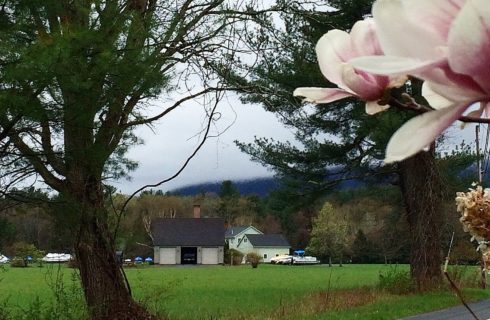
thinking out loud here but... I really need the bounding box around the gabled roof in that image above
[225,225,262,238]
[244,234,290,247]
[151,218,224,246]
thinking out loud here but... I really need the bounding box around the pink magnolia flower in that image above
[351,0,490,163]
[293,19,405,115]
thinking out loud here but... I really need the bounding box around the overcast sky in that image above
[111,94,296,194]
[110,88,483,196]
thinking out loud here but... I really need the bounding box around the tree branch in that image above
[6,132,65,192]
[388,96,490,124]
[113,89,223,238]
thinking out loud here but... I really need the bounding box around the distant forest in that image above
[169,176,365,198]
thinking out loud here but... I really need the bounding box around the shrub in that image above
[43,265,87,320]
[0,299,10,320]
[245,252,261,268]
[446,265,481,288]
[378,266,413,294]
[9,242,44,266]
[10,258,27,268]
[227,249,244,266]
[451,242,480,265]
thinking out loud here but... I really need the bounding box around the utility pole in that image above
[476,124,483,183]
[476,124,487,289]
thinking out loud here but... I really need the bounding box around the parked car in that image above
[182,253,196,263]
[0,254,9,264]
[270,254,292,264]
[41,253,72,263]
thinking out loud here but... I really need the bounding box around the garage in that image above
[201,247,219,264]
[159,247,176,264]
[151,216,224,265]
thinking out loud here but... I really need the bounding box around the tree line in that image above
[1,179,479,267]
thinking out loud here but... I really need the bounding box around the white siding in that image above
[236,236,254,254]
[236,235,290,263]
[255,248,290,263]
[159,247,177,264]
[202,247,219,264]
[228,227,262,251]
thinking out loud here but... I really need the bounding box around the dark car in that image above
[182,253,196,263]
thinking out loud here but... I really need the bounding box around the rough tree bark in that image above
[66,176,155,319]
[398,148,443,291]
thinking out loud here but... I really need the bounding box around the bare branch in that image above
[114,87,224,235]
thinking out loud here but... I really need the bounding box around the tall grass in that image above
[0,264,487,320]
[0,264,86,320]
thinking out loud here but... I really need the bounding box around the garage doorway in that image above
[181,247,197,264]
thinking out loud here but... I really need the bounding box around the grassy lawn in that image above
[0,264,489,319]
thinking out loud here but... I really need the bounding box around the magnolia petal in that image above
[462,104,486,129]
[350,55,445,76]
[422,82,454,109]
[372,0,446,59]
[421,72,484,104]
[485,102,490,117]
[350,19,383,56]
[401,0,464,39]
[293,87,353,104]
[448,0,490,93]
[366,101,389,115]
[315,30,354,88]
[384,103,468,163]
[341,63,386,101]
[420,63,485,99]
[466,108,483,119]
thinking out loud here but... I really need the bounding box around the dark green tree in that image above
[351,229,378,263]
[0,217,15,251]
[0,1,266,318]
[219,180,240,199]
[218,180,240,223]
[231,0,444,290]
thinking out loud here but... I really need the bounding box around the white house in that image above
[225,226,262,251]
[236,234,290,263]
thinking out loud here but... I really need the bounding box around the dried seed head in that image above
[456,185,490,241]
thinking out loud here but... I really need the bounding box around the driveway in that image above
[400,299,490,320]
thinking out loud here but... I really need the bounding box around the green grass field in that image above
[0,264,489,319]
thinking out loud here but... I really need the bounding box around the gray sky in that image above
[111,88,482,195]
[112,94,296,194]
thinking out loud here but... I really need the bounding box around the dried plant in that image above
[455,184,490,269]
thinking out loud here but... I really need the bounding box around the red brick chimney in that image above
[193,205,201,218]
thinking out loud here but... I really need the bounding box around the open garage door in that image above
[159,247,176,264]
[181,247,197,265]
[201,247,218,264]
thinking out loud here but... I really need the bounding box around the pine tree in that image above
[231,0,444,289]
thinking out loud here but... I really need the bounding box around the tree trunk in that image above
[68,183,156,320]
[398,150,443,291]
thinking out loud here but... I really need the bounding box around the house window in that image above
[244,238,248,243]
[263,254,268,259]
